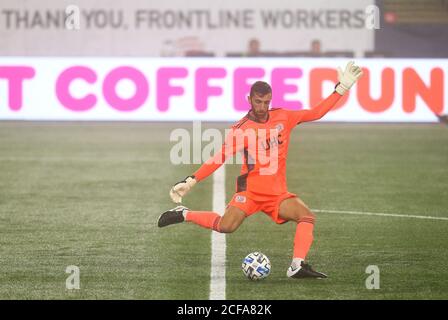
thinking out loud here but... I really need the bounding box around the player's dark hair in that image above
[250,81,272,97]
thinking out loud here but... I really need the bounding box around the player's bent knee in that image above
[297,212,316,224]
[298,207,315,219]
[218,223,237,234]
[218,220,240,233]
[219,206,245,233]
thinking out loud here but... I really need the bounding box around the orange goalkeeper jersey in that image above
[193,92,343,198]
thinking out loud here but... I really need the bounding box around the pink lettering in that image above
[156,67,188,112]
[103,66,148,112]
[56,66,97,112]
[233,68,265,111]
[195,68,226,112]
[271,68,303,110]
[0,66,35,111]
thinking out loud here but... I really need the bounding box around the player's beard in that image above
[251,107,268,122]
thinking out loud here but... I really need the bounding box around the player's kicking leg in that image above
[158,204,246,233]
[278,197,327,279]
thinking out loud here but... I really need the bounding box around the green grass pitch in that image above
[0,121,447,299]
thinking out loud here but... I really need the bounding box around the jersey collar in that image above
[247,110,270,124]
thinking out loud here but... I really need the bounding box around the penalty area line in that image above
[312,209,448,221]
[209,166,226,300]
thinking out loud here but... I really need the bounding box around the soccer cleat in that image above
[157,206,188,228]
[287,261,328,279]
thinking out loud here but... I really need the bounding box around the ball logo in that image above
[235,195,246,203]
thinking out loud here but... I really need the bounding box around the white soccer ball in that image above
[241,252,271,280]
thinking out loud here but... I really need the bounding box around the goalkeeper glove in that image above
[169,175,197,204]
[335,61,363,95]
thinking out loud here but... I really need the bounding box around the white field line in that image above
[209,166,226,300]
[312,209,448,221]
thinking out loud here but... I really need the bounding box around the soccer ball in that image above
[241,252,271,280]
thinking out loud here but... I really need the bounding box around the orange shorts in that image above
[227,191,297,224]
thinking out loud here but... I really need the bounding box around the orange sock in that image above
[185,210,222,232]
[293,216,315,260]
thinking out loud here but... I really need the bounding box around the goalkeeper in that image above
[158,61,363,278]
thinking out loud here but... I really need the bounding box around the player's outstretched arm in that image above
[299,61,363,123]
[169,160,224,203]
[169,146,230,204]
[169,129,240,204]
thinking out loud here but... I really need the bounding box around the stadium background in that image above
[0,0,447,300]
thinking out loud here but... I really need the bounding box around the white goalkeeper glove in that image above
[169,175,197,204]
[335,61,363,95]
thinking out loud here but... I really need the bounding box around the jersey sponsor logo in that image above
[275,123,284,132]
[261,134,283,150]
[235,195,246,203]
